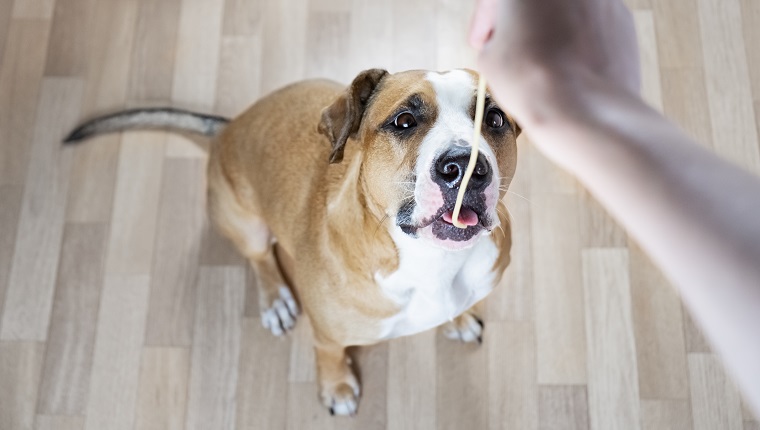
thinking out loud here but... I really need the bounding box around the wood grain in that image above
[391,0,437,71]
[0,19,51,186]
[697,0,760,173]
[582,248,641,430]
[84,274,150,430]
[185,266,245,430]
[145,159,205,346]
[640,399,693,430]
[1,78,82,341]
[235,318,290,430]
[35,415,85,430]
[538,385,590,430]
[437,332,488,430]
[44,0,98,77]
[629,244,689,400]
[103,131,165,275]
[635,10,664,112]
[215,35,262,118]
[37,223,106,415]
[387,331,437,430]
[134,347,190,430]
[532,192,587,385]
[0,341,45,430]
[488,321,538,430]
[0,185,22,322]
[128,0,181,104]
[689,353,744,430]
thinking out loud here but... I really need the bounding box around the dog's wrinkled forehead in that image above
[363,70,477,128]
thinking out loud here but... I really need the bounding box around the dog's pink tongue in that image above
[443,207,479,226]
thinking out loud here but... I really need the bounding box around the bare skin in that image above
[470,0,760,416]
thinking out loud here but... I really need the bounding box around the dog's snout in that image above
[433,148,491,190]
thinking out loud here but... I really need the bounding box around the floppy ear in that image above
[318,68,388,164]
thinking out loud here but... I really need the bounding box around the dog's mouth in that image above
[396,201,490,245]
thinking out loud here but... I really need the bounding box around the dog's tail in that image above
[63,107,230,144]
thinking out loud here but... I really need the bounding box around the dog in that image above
[65,68,519,416]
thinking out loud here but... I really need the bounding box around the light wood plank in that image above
[640,399,693,430]
[635,10,664,112]
[305,11,351,84]
[145,159,205,346]
[582,248,641,430]
[0,341,45,430]
[171,0,224,110]
[746,421,760,430]
[235,318,290,430]
[65,136,120,223]
[683,307,711,353]
[260,0,307,93]
[538,385,590,430]
[532,192,587,385]
[35,416,84,430]
[0,2,12,65]
[1,77,82,341]
[0,19,51,186]
[104,131,165,275]
[0,185,23,322]
[67,0,139,223]
[653,0,704,69]
[199,221,245,266]
[134,347,190,430]
[37,223,106,415]
[697,0,760,173]
[528,141,579,195]
[688,354,744,430]
[629,244,689,400]
[486,142,534,321]
[437,332,488,430]
[215,35,262,118]
[391,0,437,71]
[435,0,476,71]
[11,0,55,19]
[387,331,437,430]
[185,266,245,430]
[35,415,84,430]
[284,382,338,430]
[741,0,760,101]
[578,189,628,248]
[127,0,181,104]
[44,0,97,76]
[488,321,538,430]
[83,274,150,430]
[347,0,393,72]
[661,68,714,149]
[222,0,263,36]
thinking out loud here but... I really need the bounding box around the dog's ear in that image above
[318,68,388,164]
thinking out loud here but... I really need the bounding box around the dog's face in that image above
[319,69,519,251]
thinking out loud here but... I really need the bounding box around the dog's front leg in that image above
[314,339,360,416]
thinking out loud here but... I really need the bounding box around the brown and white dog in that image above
[65,68,519,416]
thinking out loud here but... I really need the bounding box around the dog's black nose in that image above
[433,147,491,190]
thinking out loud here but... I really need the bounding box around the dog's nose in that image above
[433,148,491,190]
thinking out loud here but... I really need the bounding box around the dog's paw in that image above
[441,312,484,343]
[260,286,299,336]
[320,374,361,417]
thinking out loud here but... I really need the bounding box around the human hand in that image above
[469,0,641,128]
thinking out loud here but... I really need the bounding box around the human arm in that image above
[471,0,760,415]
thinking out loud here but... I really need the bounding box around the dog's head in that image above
[319,69,519,251]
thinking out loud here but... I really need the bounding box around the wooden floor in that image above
[1,0,759,429]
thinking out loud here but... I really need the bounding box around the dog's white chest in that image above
[376,230,500,339]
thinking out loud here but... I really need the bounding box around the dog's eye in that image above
[484,109,505,129]
[393,112,417,129]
